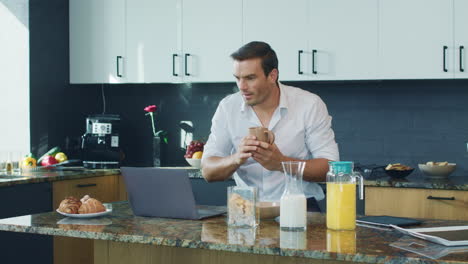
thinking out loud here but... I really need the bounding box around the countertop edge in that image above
[0,224,457,264]
[1,167,467,191]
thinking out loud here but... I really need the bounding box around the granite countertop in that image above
[1,166,467,191]
[364,175,468,191]
[0,168,121,187]
[188,171,468,191]
[0,201,467,263]
[0,166,201,188]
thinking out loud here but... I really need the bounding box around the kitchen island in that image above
[0,166,201,264]
[0,201,467,264]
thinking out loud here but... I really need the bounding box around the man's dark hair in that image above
[230,41,279,79]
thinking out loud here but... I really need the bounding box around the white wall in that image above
[0,0,30,153]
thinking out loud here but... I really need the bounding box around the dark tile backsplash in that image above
[29,0,468,175]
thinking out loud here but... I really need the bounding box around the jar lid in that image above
[329,161,353,174]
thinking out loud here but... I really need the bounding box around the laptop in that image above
[121,167,226,220]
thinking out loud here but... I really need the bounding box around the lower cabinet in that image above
[365,187,468,220]
[0,182,53,264]
[53,175,124,264]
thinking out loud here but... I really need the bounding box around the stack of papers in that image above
[391,225,468,247]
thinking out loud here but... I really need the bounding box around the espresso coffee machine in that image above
[81,114,121,169]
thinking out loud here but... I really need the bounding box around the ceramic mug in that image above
[248,127,275,145]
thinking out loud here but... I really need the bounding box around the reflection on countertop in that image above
[0,201,467,263]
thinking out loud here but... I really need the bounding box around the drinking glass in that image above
[5,152,14,174]
[12,151,24,175]
[0,152,7,174]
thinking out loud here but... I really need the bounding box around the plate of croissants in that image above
[56,195,111,218]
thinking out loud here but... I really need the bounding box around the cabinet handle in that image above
[298,50,303,75]
[460,46,465,72]
[312,49,317,74]
[116,56,123,77]
[172,54,178,76]
[184,53,191,76]
[76,183,97,188]
[427,195,455,201]
[443,46,448,72]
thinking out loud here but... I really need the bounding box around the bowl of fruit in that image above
[418,161,456,179]
[184,141,205,169]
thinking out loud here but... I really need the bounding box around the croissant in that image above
[78,195,106,214]
[58,196,82,214]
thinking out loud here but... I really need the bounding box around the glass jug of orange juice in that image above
[326,161,363,230]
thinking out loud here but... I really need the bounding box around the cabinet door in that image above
[182,0,242,82]
[126,0,182,83]
[70,0,125,84]
[379,0,453,79]
[366,187,468,220]
[52,175,119,207]
[454,0,468,78]
[309,0,378,80]
[243,0,309,81]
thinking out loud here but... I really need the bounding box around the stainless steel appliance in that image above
[81,114,121,169]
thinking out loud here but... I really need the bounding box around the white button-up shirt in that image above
[202,83,339,202]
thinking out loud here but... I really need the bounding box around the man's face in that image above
[233,58,277,106]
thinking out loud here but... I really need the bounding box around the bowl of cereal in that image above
[256,201,280,220]
[418,161,456,179]
[384,163,414,179]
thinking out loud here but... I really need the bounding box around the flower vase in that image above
[152,136,161,167]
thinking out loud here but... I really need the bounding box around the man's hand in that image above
[251,141,285,171]
[232,135,260,165]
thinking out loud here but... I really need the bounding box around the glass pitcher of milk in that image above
[280,161,307,231]
[326,161,363,230]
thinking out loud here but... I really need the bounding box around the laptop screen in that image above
[121,167,199,219]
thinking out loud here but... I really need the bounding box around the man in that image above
[201,41,339,211]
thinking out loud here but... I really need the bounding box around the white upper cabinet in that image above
[182,0,242,82]
[454,0,468,79]
[70,0,240,83]
[70,0,126,84]
[126,0,181,83]
[243,0,310,81]
[309,0,378,80]
[243,0,377,81]
[379,0,453,79]
[70,0,467,83]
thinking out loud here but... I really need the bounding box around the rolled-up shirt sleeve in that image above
[202,100,234,162]
[305,97,339,161]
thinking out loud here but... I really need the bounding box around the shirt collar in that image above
[278,82,289,110]
[240,82,288,112]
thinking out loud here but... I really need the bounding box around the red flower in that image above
[144,105,157,112]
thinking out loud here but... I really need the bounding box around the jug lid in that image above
[329,161,353,174]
